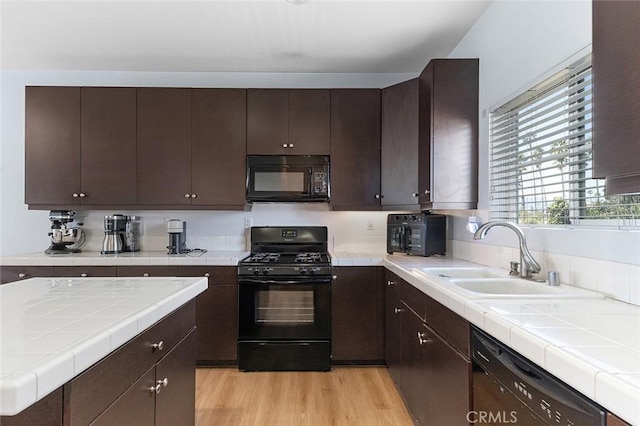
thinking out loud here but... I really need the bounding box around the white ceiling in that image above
[0,0,492,74]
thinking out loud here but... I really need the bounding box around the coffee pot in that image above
[166,219,187,255]
[101,215,141,254]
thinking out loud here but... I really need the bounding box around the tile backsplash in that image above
[451,239,640,306]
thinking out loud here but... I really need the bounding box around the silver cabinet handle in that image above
[282,143,288,148]
[288,143,294,148]
[375,194,381,199]
[417,331,431,345]
[143,273,150,277]
[386,280,396,286]
[204,273,210,278]
[80,273,88,277]
[72,193,79,198]
[191,194,197,198]
[394,307,404,314]
[18,273,26,278]
[158,377,169,387]
[424,189,430,195]
[184,193,191,198]
[79,192,86,198]
[413,192,419,197]
[332,275,337,280]
[152,340,164,351]
[149,384,161,394]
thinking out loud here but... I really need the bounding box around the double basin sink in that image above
[412,267,604,300]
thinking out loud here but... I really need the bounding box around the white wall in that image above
[0,70,414,256]
[447,0,640,305]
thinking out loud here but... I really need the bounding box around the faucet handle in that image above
[547,271,560,286]
[509,261,520,276]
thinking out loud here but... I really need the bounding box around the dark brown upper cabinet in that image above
[330,89,382,210]
[592,0,640,195]
[25,87,137,208]
[137,88,193,206]
[80,87,137,205]
[247,89,330,155]
[381,79,420,209]
[418,59,479,210]
[191,89,247,208]
[25,86,81,206]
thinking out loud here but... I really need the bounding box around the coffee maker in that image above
[45,210,86,254]
[101,214,141,254]
[166,219,187,255]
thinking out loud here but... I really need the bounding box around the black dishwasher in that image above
[471,326,606,426]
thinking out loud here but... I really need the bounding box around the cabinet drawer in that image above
[64,300,195,425]
[116,266,177,277]
[384,270,401,300]
[177,265,237,285]
[401,280,426,320]
[0,266,55,284]
[426,297,470,359]
[54,266,116,277]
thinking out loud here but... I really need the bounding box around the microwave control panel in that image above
[312,171,328,195]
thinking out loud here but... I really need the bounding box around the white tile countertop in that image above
[0,276,208,416]
[0,250,249,266]
[384,254,640,425]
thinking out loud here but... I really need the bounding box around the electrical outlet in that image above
[244,217,253,229]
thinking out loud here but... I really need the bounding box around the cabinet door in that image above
[25,86,81,206]
[137,88,192,205]
[0,266,55,284]
[80,87,137,205]
[381,79,419,208]
[401,308,429,425]
[331,266,381,362]
[592,0,640,194]
[330,89,382,210]
[288,89,330,155]
[191,89,247,207]
[155,330,196,426]
[419,59,479,209]
[90,367,155,426]
[178,266,238,364]
[384,271,403,387]
[421,323,471,426]
[247,89,288,154]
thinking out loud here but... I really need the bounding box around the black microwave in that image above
[387,212,446,256]
[246,155,330,202]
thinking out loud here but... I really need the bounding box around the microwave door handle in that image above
[400,226,407,251]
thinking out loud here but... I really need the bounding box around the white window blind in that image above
[489,54,640,227]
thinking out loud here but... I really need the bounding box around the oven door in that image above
[238,276,331,340]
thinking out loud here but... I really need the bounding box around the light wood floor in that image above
[195,367,414,426]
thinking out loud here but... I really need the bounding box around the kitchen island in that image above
[0,276,207,424]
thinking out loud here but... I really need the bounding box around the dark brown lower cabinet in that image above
[331,266,385,363]
[116,266,177,277]
[177,266,238,365]
[0,266,55,284]
[384,270,402,387]
[54,266,117,278]
[387,270,471,426]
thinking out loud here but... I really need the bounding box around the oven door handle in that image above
[239,277,332,285]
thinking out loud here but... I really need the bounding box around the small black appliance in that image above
[387,212,446,256]
[166,219,187,255]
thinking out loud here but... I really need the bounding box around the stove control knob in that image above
[309,268,316,275]
[262,268,271,275]
[253,268,261,276]
[300,268,308,274]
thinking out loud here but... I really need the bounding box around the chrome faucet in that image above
[473,221,541,279]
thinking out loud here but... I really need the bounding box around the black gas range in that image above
[237,226,332,372]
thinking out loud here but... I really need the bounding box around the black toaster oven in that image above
[387,212,446,256]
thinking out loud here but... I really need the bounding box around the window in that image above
[489,53,640,228]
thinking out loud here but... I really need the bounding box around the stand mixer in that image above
[45,210,86,254]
